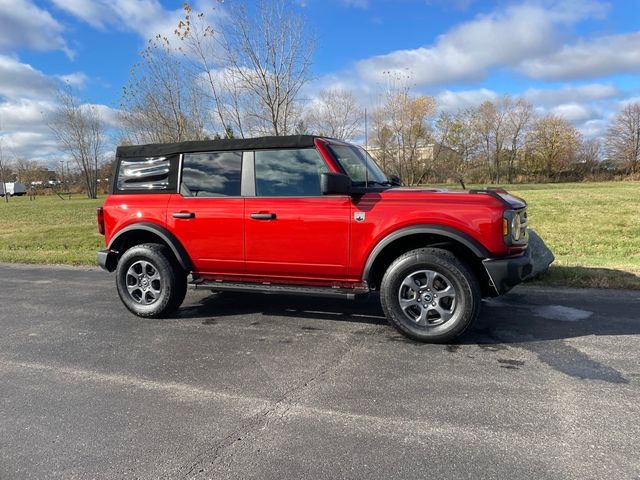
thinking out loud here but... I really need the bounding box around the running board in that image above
[192,280,369,300]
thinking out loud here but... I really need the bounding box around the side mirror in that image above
[389,175,402,186]
[321,172,352,195]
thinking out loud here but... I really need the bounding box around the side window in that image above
[181,151,242,197]
[254,148,328,197]
[116,155,178,193]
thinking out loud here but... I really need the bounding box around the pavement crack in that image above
[181,335,361,478]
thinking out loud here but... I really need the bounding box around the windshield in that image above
[327,144,389,185]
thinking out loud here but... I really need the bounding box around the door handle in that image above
[172,212,195,219]
[250,213,276,220]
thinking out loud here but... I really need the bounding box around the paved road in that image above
[0,263,639,480]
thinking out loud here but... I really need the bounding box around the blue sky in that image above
[1,0,639,163]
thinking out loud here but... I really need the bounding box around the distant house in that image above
[366,143,461,165]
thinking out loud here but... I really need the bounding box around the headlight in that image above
[503,209,527,245]
[511,213,522,241]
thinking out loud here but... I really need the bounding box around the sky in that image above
[1,0,639,165]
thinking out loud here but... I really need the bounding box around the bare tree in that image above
[305,88,363,141]
[121,35,207,144]
[221,0,314,135]
[14,158,42,192]
[473,102,496,182]
[174,4,245,138]
[575,137,602,177]
[434,108,480,183]
[474,98,515,183]
[505,98,535,183]
[606,102,640,175]
[49,89,105,199]
[123,1,313,140]
[371,87,437,185]
[524,115,581,180]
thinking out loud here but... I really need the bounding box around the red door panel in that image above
[244,197,351,281]
[167,194,244,274]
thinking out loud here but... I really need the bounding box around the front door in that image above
[167,151,244,275]
[244,148,351,281]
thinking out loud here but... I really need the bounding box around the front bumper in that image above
[482,248,533,295]
[97,249,117,272]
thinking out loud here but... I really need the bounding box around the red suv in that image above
[97,135,532,343]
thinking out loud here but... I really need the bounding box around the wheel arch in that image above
[363,226,493,296]
[108,223,193,272]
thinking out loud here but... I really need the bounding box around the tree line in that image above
[369,83,640,185]
[36,0,640,198]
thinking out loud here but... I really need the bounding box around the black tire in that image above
[380,248,480,343]
[116,243,187,318]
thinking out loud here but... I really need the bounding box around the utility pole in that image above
[364,108,368,152]
[0,137,8,203]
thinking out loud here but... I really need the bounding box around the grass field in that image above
[0,194,103,265]
[0,182,638,288]
[507,182,640,289]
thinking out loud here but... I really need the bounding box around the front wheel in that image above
[380,248,480,343]
[116,243,187,318]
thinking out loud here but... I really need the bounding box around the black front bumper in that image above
[482,248,533,295]
[97,249,117,272]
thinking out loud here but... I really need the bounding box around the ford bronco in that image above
[97,135,532,343]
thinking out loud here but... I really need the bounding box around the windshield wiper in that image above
[352,180,392,187]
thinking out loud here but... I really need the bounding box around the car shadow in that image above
[177,291,388,326]
[176,288,640,344]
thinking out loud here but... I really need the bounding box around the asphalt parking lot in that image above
[1,263,639,480]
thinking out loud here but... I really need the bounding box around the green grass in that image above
[0,194,103,265]
[1,182,639,288]
[507,182,640,289]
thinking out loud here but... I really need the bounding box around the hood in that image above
[387,186,527,210]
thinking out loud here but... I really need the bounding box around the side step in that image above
[192,280,369,300]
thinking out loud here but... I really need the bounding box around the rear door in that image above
[244,148,351,281]
[167,150,244,275]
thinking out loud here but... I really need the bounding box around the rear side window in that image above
[181,151,242,197]
[255,148,327,197]
[115,156,177,193]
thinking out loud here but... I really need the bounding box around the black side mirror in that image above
[321,172,352,195]
[389,175,402,186]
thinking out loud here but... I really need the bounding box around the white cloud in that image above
[89,104,122,129]
[0,99,56,132]
[355,0,608,87]
[550,103,598,123]
[50,0,222,44]
[0,56,118,163]
[436,88,499,112]
[621,96,640,107]
[1,97,120,162]
[0,55,55,99]
[578,118,609,138]
[519,32,640,80]
[56,72,89,89]
[0,0,72,57]
[522,83,620,106]
[0,131,62,161]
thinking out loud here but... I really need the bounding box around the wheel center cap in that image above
[422,292,433,303]
[141,278,149,288]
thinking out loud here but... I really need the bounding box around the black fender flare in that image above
[361,225,490,283]
[108,222,193,271]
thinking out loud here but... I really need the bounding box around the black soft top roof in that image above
[116,135,324,158]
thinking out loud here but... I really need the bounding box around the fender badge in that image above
[354,212,365,222]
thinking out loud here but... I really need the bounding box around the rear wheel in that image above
[116,243,187,318]
[380,248,480,343]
